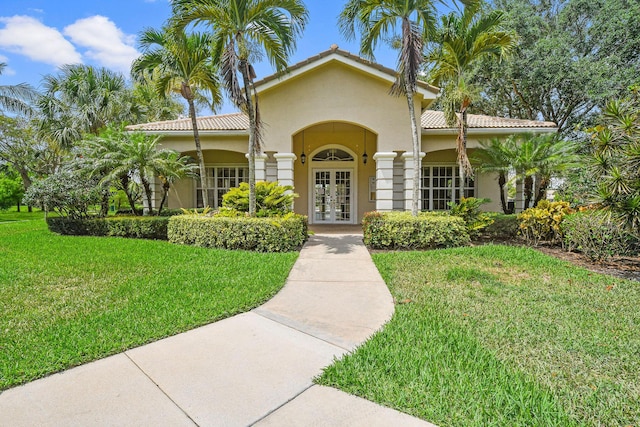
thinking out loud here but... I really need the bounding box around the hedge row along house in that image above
[127,46,557,225]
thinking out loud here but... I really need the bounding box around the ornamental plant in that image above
[222,182,297,217]
[517,200,573,245]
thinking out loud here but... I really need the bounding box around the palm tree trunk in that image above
[240,62,257,217]
[184,85,208,209]
[534,174,550,205]
[142,178,154,216]
[457,107,473,199]
[524,175,534,209]
[159,181,170,214]
[120,175,139,215]
[498,172,508,214]
[405,82,421,216]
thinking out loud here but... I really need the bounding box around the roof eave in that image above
[422,127,558,135]
[129,130,249,136]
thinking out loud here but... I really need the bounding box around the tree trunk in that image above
[120,175,139,215]
[17,201,20,212]
[240,61,257,217]
[158,181,170,214]
[534,174,550,205]
[524,175,534,209]
[18,168,32,212]
[457,107,473,199]
[100,190,109,217]
[405,82,421,216]
[498,172,508,214]
[184,85,208,209]
[142,178,153,216]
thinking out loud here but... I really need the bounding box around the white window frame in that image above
[195,164,249,208]
[421,164,476,211]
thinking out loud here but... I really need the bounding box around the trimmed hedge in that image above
[46,216,169,240]
[481,214,518,240]
[168,214,308,252]
[362,211,470,249]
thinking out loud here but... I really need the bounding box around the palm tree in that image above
[157,151,198,214]
[0,63,36,116]
[428,2,515,195]
[131,26,221,207]
[509,132,578,209]
[38,64,130,148]
[340,0,440,216]
[472,137,513,213]
[172,0,309,216]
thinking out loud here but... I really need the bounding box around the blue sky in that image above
[0,0,416,114]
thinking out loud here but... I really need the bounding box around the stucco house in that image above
[128,45,557,225]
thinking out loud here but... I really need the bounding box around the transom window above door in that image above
[312,148,354,162]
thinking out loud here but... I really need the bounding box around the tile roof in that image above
[421,110,557,130]
[128,110,556,133]
[126,113,249,132]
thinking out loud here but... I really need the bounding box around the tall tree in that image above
[172,0,308,216]
[37,64,130,148]
[427,1,515,194]
[131,26,220,207]
[340,0,439,215]
[471,0,640,135]
[0,63,36,116]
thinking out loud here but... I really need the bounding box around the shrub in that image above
[448,197,494,237]
[481,214,518,240]
[23,170,102,219]
[362,211,470,250]
[562,211,639,261]
[168,213,307,252]
[517,200,573,245]
[222,181,297,217]
[46,216,170,240]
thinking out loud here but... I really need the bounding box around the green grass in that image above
[0,207,52,222]
[318,245,640,426]
[0,220,298,390]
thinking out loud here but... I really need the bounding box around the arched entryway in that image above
[292,122,377,224]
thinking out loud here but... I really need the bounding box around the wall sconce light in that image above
[362,129,368,164]
[300,131,306,165]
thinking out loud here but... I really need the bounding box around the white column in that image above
[402,152,426,211]
[373,152,397,212]
[274,153,297,188]
[246,153,268,182]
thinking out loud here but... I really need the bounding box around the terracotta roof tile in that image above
[421,110,557,129]
[126,112,249,132]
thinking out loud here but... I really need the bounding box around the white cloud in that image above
[0,15,82,67]
[63,15,139,75]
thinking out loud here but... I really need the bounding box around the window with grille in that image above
[196,166,249,208]
[421,165,475,211]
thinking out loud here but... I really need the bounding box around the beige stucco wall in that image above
[157,134,247,154]
[259,60,422,154]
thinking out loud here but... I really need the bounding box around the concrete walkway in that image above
[0,233,435,427]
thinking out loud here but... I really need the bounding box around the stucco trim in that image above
[253,47,439,100]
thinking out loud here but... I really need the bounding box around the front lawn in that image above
[0,220,298,390]
[318,245,640,426]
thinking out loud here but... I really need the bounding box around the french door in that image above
[313,169,353,223]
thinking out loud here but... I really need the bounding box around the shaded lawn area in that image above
[318,245,640,426]
[0,220,298,390]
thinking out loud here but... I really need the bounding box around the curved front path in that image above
[0,233,434,426]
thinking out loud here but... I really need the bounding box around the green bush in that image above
[448,197,494,237]
[562,211,639,261]
[481,214,518,240]
[168,213,308,252]
[46,216,169,240]
[517,200,573,245]
[362,211,470,250]
[222,181,297,217]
